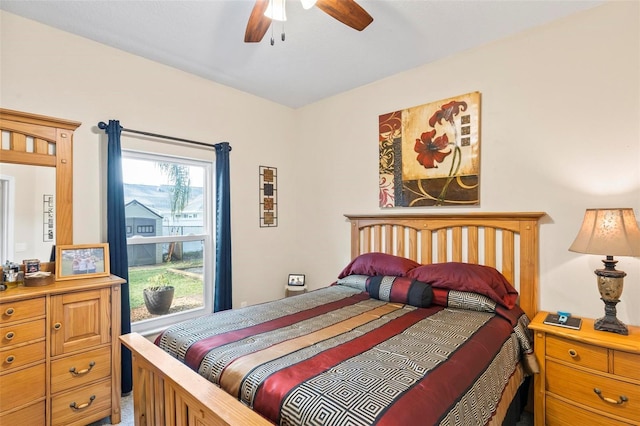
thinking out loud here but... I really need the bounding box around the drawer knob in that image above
[568,349,578,358]
[53,322,62,330]
[4,331,15,340]
[69,395,96,411]
[4,308,15,316]
[593,388,628,405]
[69,361,96,376]
[5,355,15,364]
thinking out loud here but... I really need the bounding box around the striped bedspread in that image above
[155,286,533,426]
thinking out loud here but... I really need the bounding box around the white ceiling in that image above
[1,0,603,108]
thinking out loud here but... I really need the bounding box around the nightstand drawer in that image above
[0,298,45,325]
[0,340,46,373]
[614,350,640,381]
[546,334,608,372]
[546,395,631,426]
[51,346,111,393]
[547,361,640,422]
[0,319,45,349]
[51,378,112,426]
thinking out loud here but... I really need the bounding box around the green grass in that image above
[128,260,203,309]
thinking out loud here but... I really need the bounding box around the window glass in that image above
[122,152,213,335]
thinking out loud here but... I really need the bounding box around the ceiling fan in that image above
[244,0,373,43]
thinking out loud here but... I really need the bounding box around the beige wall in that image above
[292,1,640,325]
[2,1,639,325]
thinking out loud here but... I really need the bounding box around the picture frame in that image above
[55,243,110,281]
[287,273,305,287]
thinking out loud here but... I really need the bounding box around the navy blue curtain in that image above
[214,142,232,312]
[98,120,132,395]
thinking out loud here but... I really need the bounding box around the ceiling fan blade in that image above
[244,0,272,43]
[316,0,373,31]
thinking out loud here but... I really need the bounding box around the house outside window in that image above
[122,150,214,335]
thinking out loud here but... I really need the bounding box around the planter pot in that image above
[143,286,175,315]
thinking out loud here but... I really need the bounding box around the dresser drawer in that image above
[0,400,45,425]
[0,340,46,373]
[0,363,45,412]
[546,334,608,372]
[546,394,631,426]
[546,360,640,422]
[614,350,640,381]
[0,319,45,349]
[51,346,111,393]
[51,378,112,426]
[0,298,45,325]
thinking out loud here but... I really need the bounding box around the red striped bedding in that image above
[155,284,535,426]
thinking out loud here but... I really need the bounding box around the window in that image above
[122,150,214,335]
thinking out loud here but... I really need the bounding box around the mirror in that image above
[0,108,80,265]
[1,163,56,261]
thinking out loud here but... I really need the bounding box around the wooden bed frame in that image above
[120,212,545,425]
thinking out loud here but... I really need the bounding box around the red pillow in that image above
[338,253,420,279]
[406,262,518,308]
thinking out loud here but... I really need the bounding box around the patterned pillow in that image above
[337,253,420,279]
[336,275,369,292]
[366,276,433,308]
[432,288,497,313]
[407,262,518,308]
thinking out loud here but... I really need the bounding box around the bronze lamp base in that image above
[594,258,628,336]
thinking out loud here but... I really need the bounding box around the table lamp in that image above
[569,208,640,335]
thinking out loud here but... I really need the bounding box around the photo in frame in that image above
[288,274,305,286]
[55,243,110,281]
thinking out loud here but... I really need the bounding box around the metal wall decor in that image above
[259,166,278,227]
[43,194,54,242]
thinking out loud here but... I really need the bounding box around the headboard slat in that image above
[467,226,479,264]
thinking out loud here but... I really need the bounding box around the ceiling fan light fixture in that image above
[264,0,287,21]
[300,0,318,10]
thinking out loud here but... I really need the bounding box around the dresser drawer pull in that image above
[568,349,578,358]
[69,361,96,376]
[593,388,628,405]
[69,395,96,411]
[4,307,15,316]
[5,355,15,364]
[53,322,62,330]
[4,331,15,340]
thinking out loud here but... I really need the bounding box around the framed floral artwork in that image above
[379,92,481,207]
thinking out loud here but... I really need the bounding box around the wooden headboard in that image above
[345,212,545,320]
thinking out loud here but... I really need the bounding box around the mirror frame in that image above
[0,108,80,252]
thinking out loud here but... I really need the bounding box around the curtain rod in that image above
[121,127,220,150]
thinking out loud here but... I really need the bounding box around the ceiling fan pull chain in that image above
[270,21,275,45]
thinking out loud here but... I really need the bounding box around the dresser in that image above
[0,275,125,425]
[529,311,640,426]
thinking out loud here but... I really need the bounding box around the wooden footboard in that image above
[120,333,271,425]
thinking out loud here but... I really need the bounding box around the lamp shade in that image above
[569,208,640,256]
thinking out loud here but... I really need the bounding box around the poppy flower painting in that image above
[378,92,480,207]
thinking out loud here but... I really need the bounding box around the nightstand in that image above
[285,285,307,297]
[529,311,640,426]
